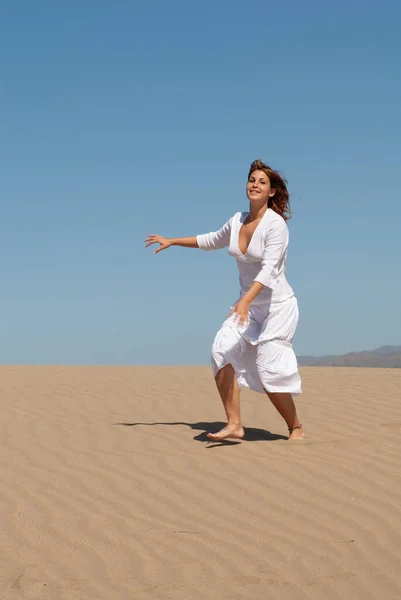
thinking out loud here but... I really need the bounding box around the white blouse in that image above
[196,209,294,304]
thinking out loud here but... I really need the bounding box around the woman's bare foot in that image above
[207,424,245,441]
[288,425,304,440]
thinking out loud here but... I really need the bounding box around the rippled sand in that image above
[1,366,400,599]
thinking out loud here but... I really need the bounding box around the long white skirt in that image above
[211,296,302,395]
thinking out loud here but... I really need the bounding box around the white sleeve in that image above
[196,217,232,251]
[254,219,288,288]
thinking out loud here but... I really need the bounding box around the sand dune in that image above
[1,366,400,599]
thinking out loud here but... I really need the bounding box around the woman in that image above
[144,159,303,441]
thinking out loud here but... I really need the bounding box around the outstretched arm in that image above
[196,217,232,251]
[144,234,198,254]
[145,216,233,255]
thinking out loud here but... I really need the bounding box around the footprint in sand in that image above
[1,564,48,596]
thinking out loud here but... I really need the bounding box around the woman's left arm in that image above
[229,281,265,326]
[230,220,288,326]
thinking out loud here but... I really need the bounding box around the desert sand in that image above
[0,365,400,599]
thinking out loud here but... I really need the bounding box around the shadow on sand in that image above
[116,421,287,447]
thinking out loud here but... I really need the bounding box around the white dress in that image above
[196,209,302,395]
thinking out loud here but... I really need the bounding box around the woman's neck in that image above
[248,204,268,222]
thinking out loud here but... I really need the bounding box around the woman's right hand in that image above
[144,234,173,254]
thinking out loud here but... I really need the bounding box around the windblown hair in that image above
[248,159,292,221]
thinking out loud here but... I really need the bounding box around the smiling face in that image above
[246,170,276,205]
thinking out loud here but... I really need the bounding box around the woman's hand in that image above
[144,234,173,254]
[229,299,250,328]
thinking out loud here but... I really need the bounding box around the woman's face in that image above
[246,170,275,204]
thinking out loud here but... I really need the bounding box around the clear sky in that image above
[1,0,400,365]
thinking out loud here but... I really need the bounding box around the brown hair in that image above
[248,159,292,221]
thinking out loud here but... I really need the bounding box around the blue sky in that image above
[1,0,400,365]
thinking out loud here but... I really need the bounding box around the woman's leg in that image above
[264,390,304,439]
[207,364,244,441]
[208,318,247,441]
[252,298,303,439]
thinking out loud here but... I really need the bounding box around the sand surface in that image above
[0,366,400,599]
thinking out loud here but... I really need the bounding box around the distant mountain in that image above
[297,346,401,368]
